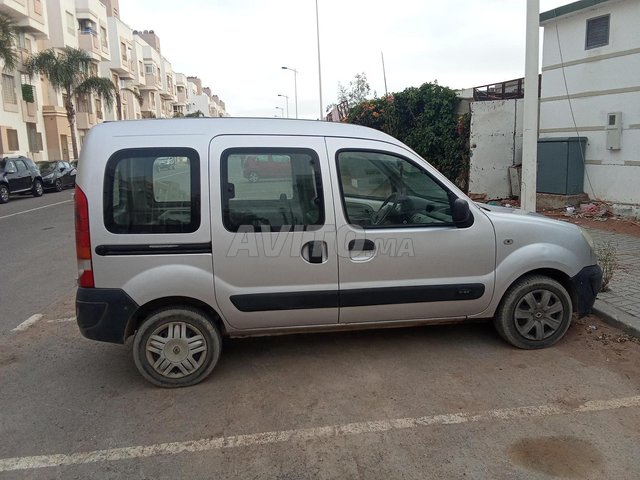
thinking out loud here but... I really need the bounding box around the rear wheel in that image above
[494,275,572,349]
[133,307,222,388]
[248,171,259,183]
[32,179,43,197]
[0,184,9,203]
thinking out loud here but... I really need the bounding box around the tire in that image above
[0,184,9,204]
[32,179,43,197]
[494,275,572,349]
[54,178,63,192]
[133,307,222,388]
[248,171,259,183]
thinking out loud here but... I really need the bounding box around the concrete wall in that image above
[540,0,640,205]
[468,99,524,199]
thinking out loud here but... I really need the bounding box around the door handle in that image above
[302,241,326,264]
[348,239,375,251]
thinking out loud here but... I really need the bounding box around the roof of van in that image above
[90,117,399,143]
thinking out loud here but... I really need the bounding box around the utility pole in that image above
[521,0,540,212]
[315,0,323,119]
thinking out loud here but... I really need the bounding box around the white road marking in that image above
[11,314,43,332]
[0,199,73,221]
[46,317,76,323]
[0,394,638,472]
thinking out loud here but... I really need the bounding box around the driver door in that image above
[325,137,496,324]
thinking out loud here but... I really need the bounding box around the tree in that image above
[26,47,116,159]
[337,72,372,108]
[185,110,205,118]
[115,85,143,120]
[0,13,18,72]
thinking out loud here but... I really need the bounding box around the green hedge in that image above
[345,82,470,191]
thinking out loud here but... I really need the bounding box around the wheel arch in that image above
[499,268,576,312]
[125,296,227,340]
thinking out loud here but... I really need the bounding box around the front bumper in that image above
[76,288,139,344]
[570,265,603,315]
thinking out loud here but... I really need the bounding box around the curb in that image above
[593,299,640,338]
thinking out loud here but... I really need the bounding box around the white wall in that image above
[540,0,640,205]
[469,99,524,199]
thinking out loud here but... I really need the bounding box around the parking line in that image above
[0,199,73,221]
[46,317,76,323]
[1,394,638,472]
[11,314,43,332]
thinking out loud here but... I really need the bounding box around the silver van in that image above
[75,118,602,387]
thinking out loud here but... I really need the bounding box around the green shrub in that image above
[345,82,470,190]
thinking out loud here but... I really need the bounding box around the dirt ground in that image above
[542,210,640,238]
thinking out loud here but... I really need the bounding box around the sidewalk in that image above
[584,226,640,337]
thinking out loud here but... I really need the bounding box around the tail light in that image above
[75,186,94,288]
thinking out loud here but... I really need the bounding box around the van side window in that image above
[336,150,453,228]
[104,148,200,234]
[221,149,324,232]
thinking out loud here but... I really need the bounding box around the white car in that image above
[74,118,602,387]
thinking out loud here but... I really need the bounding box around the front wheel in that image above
[32,179,43,197]
[494,275,572,349]
[0,184,9,203]
[133,307,222,387]
[54,178,63,192]
[247,172,259,183]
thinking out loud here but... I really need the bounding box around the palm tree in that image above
[115,85,143,120]
[0,13,18,72]
[26,47,116,159]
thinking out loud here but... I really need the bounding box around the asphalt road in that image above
[0,189,77,332]
[0,191,639,479]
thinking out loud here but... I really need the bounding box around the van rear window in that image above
[103,148,200,234]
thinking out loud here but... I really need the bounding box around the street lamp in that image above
[281,66,298,119]
[275,106,284,118]
[277,94,289,118]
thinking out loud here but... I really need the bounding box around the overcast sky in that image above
[121,0,570,119]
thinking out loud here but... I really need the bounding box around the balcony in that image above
[78,29,101,59]
[76,111,96,129]
[21,100,37,122]
[0,0,28,18]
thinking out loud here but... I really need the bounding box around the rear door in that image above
[210,135,339,330]
[15,160,31,190]
[325,137,496,324]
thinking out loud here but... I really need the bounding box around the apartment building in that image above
[1,0,228,160]
[0,0,48,160]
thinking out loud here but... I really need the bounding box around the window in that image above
[7,129,19,151]
[33,0,43,15]
[139,61,144,75]
[66,11,75,35]
[222,149,324,232]
[27,123,42,152]
[2,74,17,104]
[120,42,127,61]
[145,64,155,75]
[104,148,200,234]
[15,159,27,172]
[95,98,102,119]
[336,151,453,228]
[100,26,108,48]
[586,14,610,49]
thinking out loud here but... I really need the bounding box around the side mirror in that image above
[452,198,474,228]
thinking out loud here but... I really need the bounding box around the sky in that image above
[120,0,571,119]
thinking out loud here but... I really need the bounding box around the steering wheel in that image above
[371,192,400,225]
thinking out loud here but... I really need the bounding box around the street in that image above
[1,193,639,479]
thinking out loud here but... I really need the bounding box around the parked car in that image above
[36,160,76,191]
[75,119,602,388]
[242,154,292,182]
[155,157,176,171]
[0,156,44,203]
